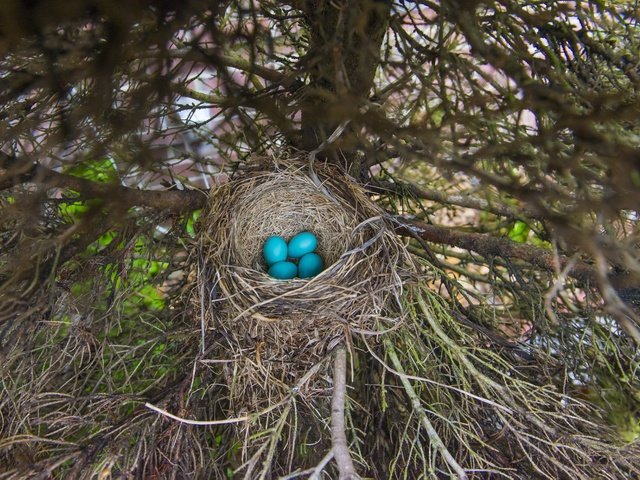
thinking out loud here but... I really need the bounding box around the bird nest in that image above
[196,158,410,418]
[199,158,408,336]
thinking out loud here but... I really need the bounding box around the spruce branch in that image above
[1,153,206,213]
[394,216,598,285]
[384,337,468,480]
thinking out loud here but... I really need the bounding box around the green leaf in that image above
[431,107,445,127]
[508,220,530,243]
[137,284,166,311]
[66,157,118,183]
[186,209,202,238]
[59,198,103,222]
[59,201,90,221]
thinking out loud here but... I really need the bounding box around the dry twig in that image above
[330,346,359,480]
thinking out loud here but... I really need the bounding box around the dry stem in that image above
[331,346,360,480]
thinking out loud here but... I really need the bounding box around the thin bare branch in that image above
[156,48,288,84]
[331,346,360,480]
[373,179,539,220]
[384,337,468,480]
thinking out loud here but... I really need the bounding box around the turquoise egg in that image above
[287,231,318,259]
[268,261,298,280]
[298,253,324,279]
[263,236,288,266]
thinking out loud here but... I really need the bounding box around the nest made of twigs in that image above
[195,157,411,420]
[199,157,408,332]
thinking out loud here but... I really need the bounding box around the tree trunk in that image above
[299,0,390,176]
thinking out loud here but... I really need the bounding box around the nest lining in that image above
[227,173,353,270]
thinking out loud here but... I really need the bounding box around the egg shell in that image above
[263,236,288,266]
[287,231,318,259]
[298,253,324,279]
[268,261,298,280]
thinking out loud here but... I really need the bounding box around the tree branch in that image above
[300,0,391,166]
[157,48,288,84]
[170,81,299,145]
[384,338,468,480]
[372,180,539,220]
[331,346,360,480]
[393,216,598,285]
[0,153,206,213]
[171,82,227,105]
[308,449,335,480]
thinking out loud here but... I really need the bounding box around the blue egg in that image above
[263,236,288,266]
[298,253,324,279]
[287,231,318,259]
[268,261,298,280]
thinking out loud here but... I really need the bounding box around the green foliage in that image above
[58,199,103,222]
[186,209,202,238]
[105,238,169,310]
[508,220,529,243]
[49,231,177,401]
[94,231,117,250]
[506,220,551,248]
[66,157,118,183]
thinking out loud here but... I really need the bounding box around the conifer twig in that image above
[384,338,468,480]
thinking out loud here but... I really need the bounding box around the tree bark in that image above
[299,0,391,175]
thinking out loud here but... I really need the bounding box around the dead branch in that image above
[307,449,335,480]
[170,82,227,105]
[331,346,360,480]
[372,179,539,220]
[384,337,468,480]
[156,48,288,84]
